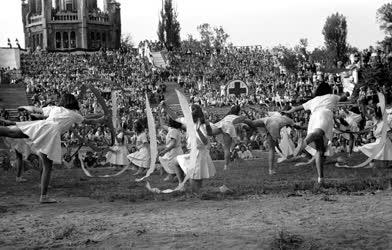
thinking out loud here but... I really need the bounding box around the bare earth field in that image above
[1,153,392,249]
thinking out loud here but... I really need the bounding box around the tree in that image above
[377,3,392,35]
[272,45,299,74]
[197,23,230,53]
[294,38,309,61]
[197,23,214,49]
[157,0,181,50]
[120,34,134,52]
[213,26,229,52]
[322,12,348,66]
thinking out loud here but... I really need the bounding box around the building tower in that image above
[21,0,121,51]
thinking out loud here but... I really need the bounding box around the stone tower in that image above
[21,0,121,51]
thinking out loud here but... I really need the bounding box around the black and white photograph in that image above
[0,0,392,248]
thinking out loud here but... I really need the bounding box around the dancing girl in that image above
[0,94,108,203]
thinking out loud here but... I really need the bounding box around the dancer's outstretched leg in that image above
[0,126,28,138]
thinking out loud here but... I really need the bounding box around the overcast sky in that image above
[0,0,390,49]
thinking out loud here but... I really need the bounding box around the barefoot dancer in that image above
[347,99,392,168]
[283,82,346,184]
[337,106,363,156]
[127,118,150,176]
[252,112,304,175]
[157,112,184,183]
[175,104,216,193]
[0,94,108,203]
[207,105,256,170]
[105,130,129,169]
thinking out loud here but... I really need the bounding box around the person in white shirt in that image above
[284,82,345,184]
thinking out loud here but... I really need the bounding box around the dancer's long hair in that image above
[168,118,183,130]
[227,105,241,116]
[313,82,332,97]
[191,104,205,124]
[134,118,147,135]
[59,93,80,110]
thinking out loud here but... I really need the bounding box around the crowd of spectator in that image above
[1,41,392,167]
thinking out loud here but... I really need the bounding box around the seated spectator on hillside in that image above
[238,145,253,160]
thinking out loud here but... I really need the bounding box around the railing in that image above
[88,13,110,23]
[29,15,42,24]
[52,12,78,21]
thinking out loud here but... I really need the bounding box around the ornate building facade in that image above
[21,0,121,51]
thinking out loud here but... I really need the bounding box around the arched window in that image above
[70,31,76,48]
[55,32,61,48]
[96,32,101,41]
[40,33,43,47]
[91,32,95,41]
[63,32,69,49]
[102,33,106,46]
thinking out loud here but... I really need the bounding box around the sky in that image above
[0,0,390,49]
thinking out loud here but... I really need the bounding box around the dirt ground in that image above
[1,153,392,249]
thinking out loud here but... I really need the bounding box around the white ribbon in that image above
[336,92,388,168]
[136,94,158,182]
[79,152,130,178]
[146,89,197,193]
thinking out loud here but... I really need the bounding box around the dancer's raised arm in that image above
[283,105,304,114]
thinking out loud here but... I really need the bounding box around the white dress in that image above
[357,121,392,160]
[159,128,183,174]
[342,111,362,140]
[302,94,340,141]
[211,114,240,142]
[106,139,129,166]
[127,132,150,168]
[177,125,216,180]
[15,106,84,164]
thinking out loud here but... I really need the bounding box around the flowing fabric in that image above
[336,92,389,168]
[146,89,198,193]
[136,95,158,182]
[79,151,130,178]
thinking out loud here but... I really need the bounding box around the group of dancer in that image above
[1,81,391,202]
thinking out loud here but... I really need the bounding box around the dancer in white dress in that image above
[0,94,108,203]
[337,106,363,156]
[158,113,184,182]
[127,118,150,175]
[176,104,216,193]
[208,105,256,171]
[105,130,129,168]
[283,82,345,183]
[355,105,392,166]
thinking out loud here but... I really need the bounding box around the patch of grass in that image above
[271,230,304,250]
[1,153,391,202]
[52,224,77,240]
